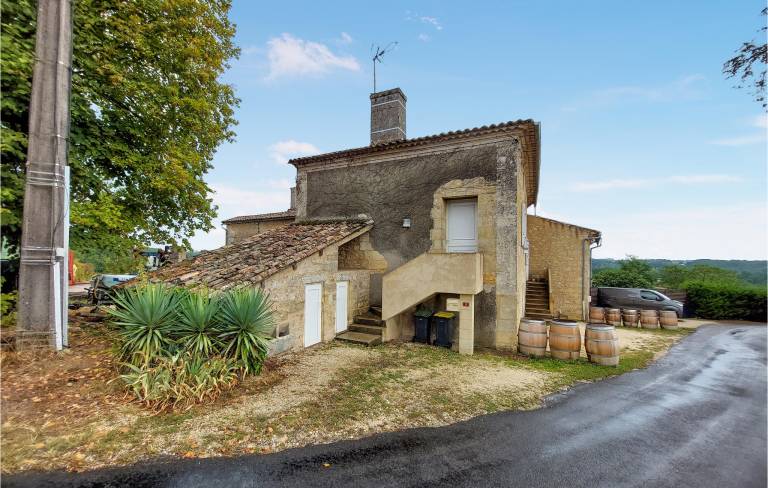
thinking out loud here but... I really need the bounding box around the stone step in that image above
[369,306,382,317]
[349,323,384,335]
[525,307,552,314]
[335,331,382,346]
[526,300,549,307]
[355,314,384,326]
[525,313,553,320]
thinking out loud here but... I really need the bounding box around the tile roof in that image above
[221,209,297,225]
[147,220,372,289]
[289,119,540,205]
[528,215,601,236]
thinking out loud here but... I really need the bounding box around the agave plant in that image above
[217,287,275,375]
[176,290,222,357]
[119,352,239,411]
[109,284,182,366]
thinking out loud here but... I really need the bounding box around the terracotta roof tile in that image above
[221,209,297,225]
[146,220,372,289]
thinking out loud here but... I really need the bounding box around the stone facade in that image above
[262,233,373,353]
[225,218,293,245]
[294,131,536,349]
[527,215,599,320]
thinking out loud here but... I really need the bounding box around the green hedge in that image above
[684,281,767,321]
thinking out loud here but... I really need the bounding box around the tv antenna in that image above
[371,42,397,93]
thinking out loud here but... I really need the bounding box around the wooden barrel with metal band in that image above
[640,309,660,329]
[621,309,639,328]
[605,308,621,327]
[585,323,620,366]
[589,307,605,323]
[548,319,581,360]
[518,318,548,357]
[659,310,679,330]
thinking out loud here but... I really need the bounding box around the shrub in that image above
[109,284,183,366]
[592,256,656,288]
[109,284,274,409]
[217,288,274,375]
[176,290,221,357]
[684,281,767,321]
[119,353,239,411]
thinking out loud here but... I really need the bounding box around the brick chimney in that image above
[370,88,406,145]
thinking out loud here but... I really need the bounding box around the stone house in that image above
[151,87,600,355]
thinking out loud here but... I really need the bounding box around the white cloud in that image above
[420,16,443,30]
[338,32,353,44]
[189,183,293,251]
[562,74,706,112]
[708,134,766,146]
[572,179,649,191]
[707,114,768,146]
[406,11,443,30]
[418,33,431,42]
[591,203,767,260]
[265,34,360,80]
[268,140,320,164]
[571,174,743,192]
[668,174,743,184]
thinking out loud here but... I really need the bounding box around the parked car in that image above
[597,287,683,317]
[87,274,136,304]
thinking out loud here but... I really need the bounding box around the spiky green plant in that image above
[176,290,222,357]
[109,284,182,366]
[217,287,274,375]
[119,352,239,411]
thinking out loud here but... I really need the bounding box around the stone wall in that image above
[527,215,595,320]
[428,177,497,347]
[226,219,293,245]
[298,137,530,349]
[261,233,373,353]
[338,234,388,272]
[301,143,499,305]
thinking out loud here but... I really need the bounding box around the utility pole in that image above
[17,0,73,350]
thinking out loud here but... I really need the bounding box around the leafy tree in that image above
[592,256,656,288]
[723,7,767,109]
[1,0,239,266]
[658,264,743,289]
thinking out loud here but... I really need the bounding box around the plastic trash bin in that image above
[413,307,433,344]
[432,311,456,348]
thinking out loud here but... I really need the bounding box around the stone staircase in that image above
[525,280,552,320]
[335,306,383,346]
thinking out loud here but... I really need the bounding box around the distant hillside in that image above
[592,259,767,286]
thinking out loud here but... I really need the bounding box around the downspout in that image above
[581,234,602,320]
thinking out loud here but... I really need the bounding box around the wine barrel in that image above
[549,320,581,360]
[589,307,606,323]
[605,308,621,327]
[640,310,659,329]
[518,318,547,357]
[659,310,679,330]
[585,324,620,366]
[621,309,639,328]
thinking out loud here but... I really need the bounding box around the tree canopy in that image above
[723,7,767,109]
[657,264,743,289]
[1,0,240,268]
[592,256,656,288]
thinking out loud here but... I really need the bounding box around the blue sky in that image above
[190,1,767,260]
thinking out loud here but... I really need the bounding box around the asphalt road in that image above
[5,323,766,488]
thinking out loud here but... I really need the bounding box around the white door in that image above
[446,199,478,252]
[304,283,322,347]
[335,281,349,333]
